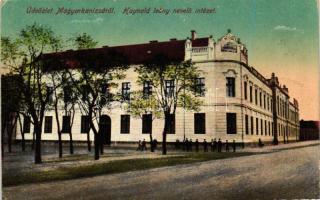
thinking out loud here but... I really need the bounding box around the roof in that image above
[42,37,209,70]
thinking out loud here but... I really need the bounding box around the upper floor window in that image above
[226,77,235,97]
[263,94,266,109]
[249,85,252,102]
[194,78,205,97]
[255,89,258,105]
[259,91,262,107]
[47,86,54,103]
[165,80,175,97]
[122,82,131,101]
[143,81,152,98]
[63,86,71,103]
[221,42,237,53]
[244,81,247,100]
[101,83,111,101]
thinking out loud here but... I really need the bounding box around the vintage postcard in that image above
[1,0,319,199]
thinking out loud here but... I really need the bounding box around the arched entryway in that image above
[99,115,111,145]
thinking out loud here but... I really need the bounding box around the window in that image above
[165,80,174,97]
[244,81,247,100]
[194,78,205,96]
[62,116,71,133]
[81,115,90,133]
[255,89,258,105]
[101,83,111,102]
[256,118,259,135]
[194,113,206,134]
[226,77,235,97]
[263,94,266,109]
[122,82,131,100]
[121,115,130,134]
[166,114,175,134]
[23,116,31,133]
[250,116,254,135]
[261,119,263,135]
[227,113,237,134]
[142,114,152,134]
[63,86,71,103]
[245,115,249,135]
[47,86,53,103]
[81,84,89,101]
[267,96,269,110]
[265,120,267,136]
[221,42,237,53]
[44,116,52,133]
[268,121,271,136]
[143,81,152,98]
[271,122,274,136]
[249,85,252,102]
[259,91,262,107]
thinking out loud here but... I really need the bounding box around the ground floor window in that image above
[142,114,152,134]
[227,113,237,134]
[166,114,175,134]
[194,113,206,134]
[23,116,31,133]
[81,115,90,133]
[44,116,52,133]
[62,116,71,133]
[250,116,254,135]
[121,115,130,134]
[245,115,249,135]
[256,118,259,135]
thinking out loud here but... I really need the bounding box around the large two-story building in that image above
[16,30,300,144]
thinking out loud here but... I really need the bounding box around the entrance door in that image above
[99,115,111,145]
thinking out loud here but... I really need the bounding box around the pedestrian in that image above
[210,139,214,152]
[226,140,229,152]
[213,138,217,152]
[258,138,264,147]
[153,139,158,151]
[137,140,142,151]
[189,139,193,152]
[142,139,147,151]
[218,138,222,153]
[203,139,208,152]
[195,139,199,152]
[185,138,189,152]
[232,140,236,152]
[182,138,186,151]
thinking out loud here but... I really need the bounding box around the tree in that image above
[65,33,127,160]
[1,23,61,163]
[136,56,204,155]
[125,91,161,152]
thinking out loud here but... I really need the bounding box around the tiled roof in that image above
[42,37,209,70]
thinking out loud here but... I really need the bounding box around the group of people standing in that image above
[136,139,158,151]
[177,138,237,153]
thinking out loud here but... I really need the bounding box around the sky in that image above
[1,0,319,120]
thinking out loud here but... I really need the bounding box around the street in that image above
[3,144,319,200]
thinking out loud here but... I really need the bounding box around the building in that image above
[300,120,319,141]
[15,30,300,144]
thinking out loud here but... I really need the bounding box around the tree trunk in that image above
[1,120,6,157]
[18,115,25,152]
[94,134,100,160]
[69,132,74,154]
[58,132,62,158]
[34,123,42,164]
[162,113,169,155]
[100,133,104,155]
[149,132,154,152]
[87,132,91,152]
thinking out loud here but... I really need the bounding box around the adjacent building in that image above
[16,30,300,144]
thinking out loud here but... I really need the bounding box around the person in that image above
[213,138,217,152]
[210,139,214,152]
[175,139,180,149]
[195,139,199,152]
[203,139,208,152]
[189,139,193,152]
[137,140,142,151]
[153,139,158,151]
[182,138,186,151]
[142,139,147,151]
[218,138,222,152]
[185,138,189,152]
[232,140,236,152]
[226,140,229,152]
[258,138,264,147]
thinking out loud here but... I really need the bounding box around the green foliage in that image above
[72,33,98,50]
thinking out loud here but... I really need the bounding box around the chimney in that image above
[191,30,196,40]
